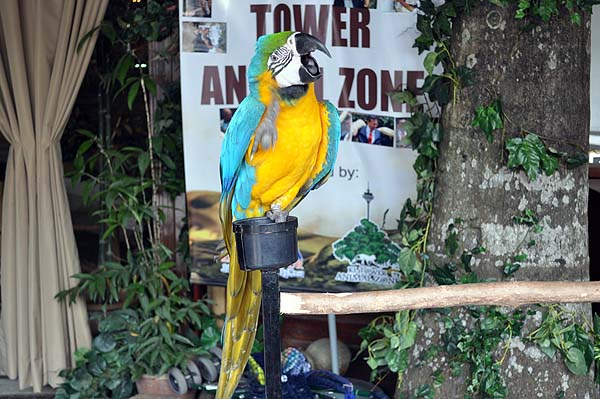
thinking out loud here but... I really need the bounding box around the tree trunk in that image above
[401,4,595,398]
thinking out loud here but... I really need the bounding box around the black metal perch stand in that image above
[233,216,299,399]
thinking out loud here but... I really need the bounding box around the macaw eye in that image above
[271,47,289,62]
[268,46,293,74]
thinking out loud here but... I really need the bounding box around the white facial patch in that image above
[267,33,304,88]
[273,56,304,88]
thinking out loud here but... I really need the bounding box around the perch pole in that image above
[233,216,299,399]
[280,281,600,315]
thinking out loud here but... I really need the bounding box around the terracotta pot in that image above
[136,374,196,398]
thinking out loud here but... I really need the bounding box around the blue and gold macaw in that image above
[216,31,340,398]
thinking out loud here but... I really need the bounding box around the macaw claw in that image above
[266,203,288,223]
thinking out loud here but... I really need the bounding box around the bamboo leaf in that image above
[127,81,140,110]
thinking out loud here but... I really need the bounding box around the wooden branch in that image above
[280,281,600,315]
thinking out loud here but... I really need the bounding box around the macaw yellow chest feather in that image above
[244,86,330,217]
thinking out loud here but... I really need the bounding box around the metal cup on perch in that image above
[233,216,298,271]
[233,215,299,399]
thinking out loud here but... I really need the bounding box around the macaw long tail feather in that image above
[216,192,262,399]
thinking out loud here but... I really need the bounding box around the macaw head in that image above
[248,31,330,95]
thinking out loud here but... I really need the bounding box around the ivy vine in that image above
[471,100,588,180]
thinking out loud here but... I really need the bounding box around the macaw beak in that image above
[295,33,331,57]
[294,33,330,83]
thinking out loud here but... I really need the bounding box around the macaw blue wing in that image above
[217,96,265,399]
[312,101,341,187]
[220,96,266,197]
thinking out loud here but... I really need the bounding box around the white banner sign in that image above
[180,0,424,291]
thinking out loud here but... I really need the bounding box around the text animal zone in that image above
[199,3,424,114]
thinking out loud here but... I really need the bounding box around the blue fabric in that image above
[307,370,355,399]
[245,353,390,399]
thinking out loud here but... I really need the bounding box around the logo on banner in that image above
[332,218,402,286]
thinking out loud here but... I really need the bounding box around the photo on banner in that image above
[179,0,426,292]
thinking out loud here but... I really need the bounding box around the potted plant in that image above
[123,248,219,395]
[57,2,219,396]
[56,311,137,399]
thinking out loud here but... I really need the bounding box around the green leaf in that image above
[433,370,445,388]
[88,356,107,376]
[385,349,404,373]
[77,139,94,158]
[144,78,157,97]
[422,75,452,105]
[388,90,419,109]
[127,81,140,110]
[160,153,177,169]
[541,153,558,176]
[100,22,117,43]
[138,153,150,175]
[514,253,527,262]
[471,246,486,255]
[565,151,588,169]
[77,26,100,53]
[471,99,503,143]
[399,322,417,350]
[461,251,473,272]
[516,0,531,18]
[112,76,138,99]
[424,51,438,75]
[93,333,116,353]
[101,224,119,242]
[506,134,548,180]
[74,347,91,363]
[70,369,93,390]
[115,54,135,86]
[73,153,84,173]
[540,343,556,358]
[200,326,220,348]
[456,65,476,88]
[513,209,538,225]
[398,248,419,276]
[565,347,588,375]
[503,262,521,276]
[431,265,456,285]
[76,128,95,139]
[414,383,432,398]
[445,229,459,256]
[112,380,133,399]
[367,357,379,370]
